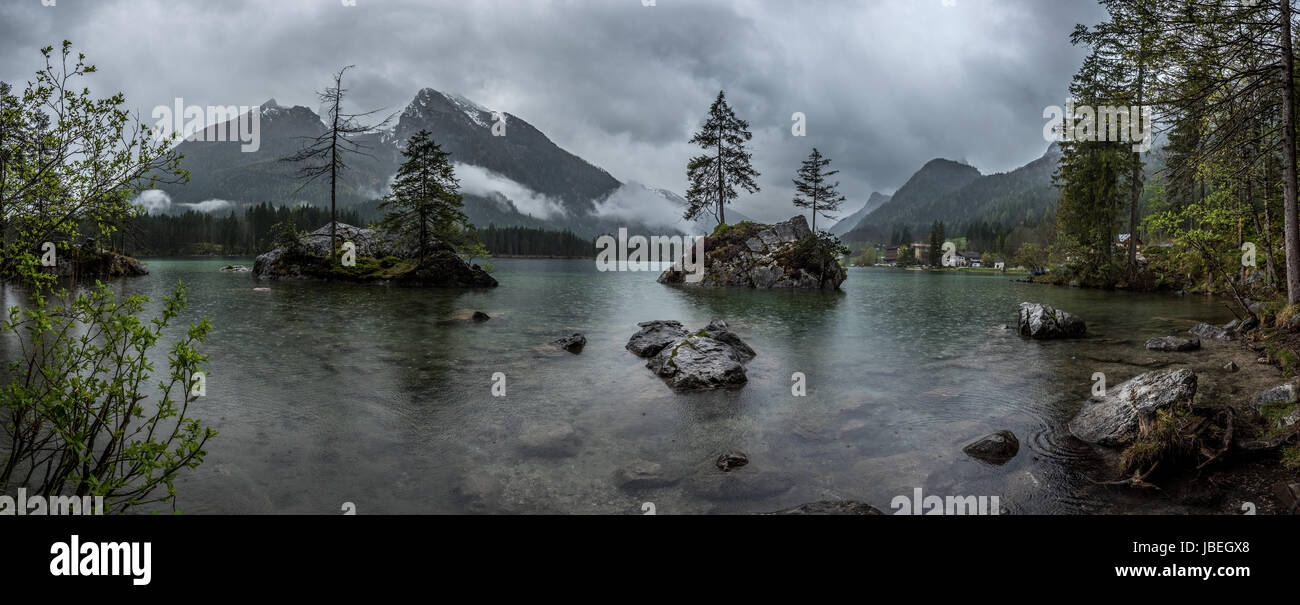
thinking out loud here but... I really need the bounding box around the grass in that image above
[1120,405,1199,475]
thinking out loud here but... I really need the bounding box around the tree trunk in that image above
[330,100,340,261]
[1128,62,1145,274]
[1281,0,1300,304]
[716,129,725,226]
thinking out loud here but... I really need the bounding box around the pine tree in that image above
[379,130,467,261]
[684,91,760,226]
[792,148,846,233]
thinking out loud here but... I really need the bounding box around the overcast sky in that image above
[0,0,1105,223]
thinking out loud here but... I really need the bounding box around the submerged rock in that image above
[716,452,749,472]
[1017,302,1086,339]
[472,311,491,322]
[219,264,252,273]
[1145,336,1201,352]
[764,501,884,515]
[1067,369,1198,447]
[962,430,1020,464]
[1224,361,1239,373]
[613,460,680,490]
[628,319,756,391]
[657,215,847,290]
[517,422,581,458]
[552,333,586,353]
[1190,322,1234,341]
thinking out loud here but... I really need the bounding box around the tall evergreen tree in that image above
[683,91,760,226]
[792,147,847,233]
[379,130,467,261]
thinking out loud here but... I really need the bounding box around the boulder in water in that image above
[1067,369,1198,447]
[1017,302,1086,339]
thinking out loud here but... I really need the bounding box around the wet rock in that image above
[472,311,491,322]
[220,264,252,273]
[961,430,1020,464]
[1145,336,1201,352]
[646,336,748,391]
[625,320,689,357]
[613,460,679,490]
[764,501,884,515]
[517,422,581,458]
[1223,361,1239,373]
[1253,380,1300,412]
[552,333,586,353]
[715,451,749,472]
[1190,323,1234,341]
[686,466,794,501]
[1017,302,1086,339]
[453,470,506,513]
[1277,407,1300,431]
[631,320,756,391]
[1275,482,1300,513]
[658,215,847,290]
[1067,369,1198,447]
[1239,317,1261,333]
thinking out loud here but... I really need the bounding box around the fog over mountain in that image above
[0,0,1105,225]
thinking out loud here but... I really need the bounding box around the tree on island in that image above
[683,90,760,226]
[282,65,392,262]
[792,148,847,233]
[379,129,468,262]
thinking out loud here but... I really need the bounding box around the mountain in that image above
[827,191,890,237]
[842,144,1062,243]
[158,90,712,238]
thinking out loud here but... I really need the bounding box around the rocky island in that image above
[253,222,497,288]
[658,216,847,290]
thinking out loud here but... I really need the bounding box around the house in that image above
[884,246,901,264]
[1117,234,1144,251]
[994,260,1006,270]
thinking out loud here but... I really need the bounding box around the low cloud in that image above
[455,163,567,220]
[131,190,235,215]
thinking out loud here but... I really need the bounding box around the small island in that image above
[658,215,847,290]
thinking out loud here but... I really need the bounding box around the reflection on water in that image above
[0,260,1240,514]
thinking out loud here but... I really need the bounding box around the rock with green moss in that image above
[1067,369,1198,447]
[627,319,755,391]
[253,222,496,287]
[658,215,847,290]
[53,247,148,279]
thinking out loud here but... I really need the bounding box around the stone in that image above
[657,215,847,290]
[517,422,581,458]
[552,333,586,353]
[961,430,1020,464]
[472,311,491,322]
[625,320,689,357]
[1145,336,1201,352]
[1223,361,1239,373]
[613,460,679,490]
[1253,380,1300,412]
[1277,407,1300,431]
[763,501,884,515]
[1190,323,1234,341]
[1067,369,1198,447]
[1017,302,1086,339]
[715,451,749,472]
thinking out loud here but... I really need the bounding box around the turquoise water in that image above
[2,259,1242,514]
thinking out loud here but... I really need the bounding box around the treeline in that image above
[120,203,595,258]
[474,225,593,257]
[121,203,363,256]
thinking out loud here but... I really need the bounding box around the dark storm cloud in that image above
[0,0,1105,222]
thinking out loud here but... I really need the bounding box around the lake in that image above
[2,259,1243,514]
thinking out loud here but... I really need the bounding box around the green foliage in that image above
[684,90,760,225]
[378,130,468,260]
[0,42,213,512]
